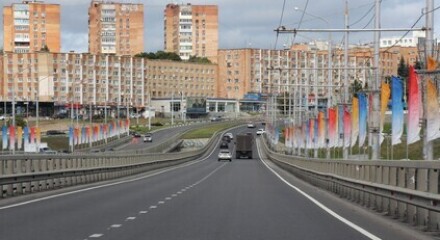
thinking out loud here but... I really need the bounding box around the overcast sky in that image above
[0,0,436,53]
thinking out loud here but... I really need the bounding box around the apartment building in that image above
[0,52,217,115]
[164,3,218,62]
[3,0,60,53]
[218,46,417,103]
[88,0,144,56]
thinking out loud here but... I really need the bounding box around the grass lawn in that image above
[181,122,241,139]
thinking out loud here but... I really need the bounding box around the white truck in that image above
[24,142,56,154]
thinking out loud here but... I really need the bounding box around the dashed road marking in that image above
[110,224,122,228]
[139,211,148,214]
[177,191,182,194]
[158,201,165,204]
[150,205,157,209]
[126,217,136,221]
[89,234,103,238]
[172,194,177,197]
[165,197,172,200]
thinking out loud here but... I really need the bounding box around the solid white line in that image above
[256,141,381,240]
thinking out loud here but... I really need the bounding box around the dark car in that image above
[222,135,231,143]
[46,130,66,135]
[219,141,229,149]
[134,132,142,138]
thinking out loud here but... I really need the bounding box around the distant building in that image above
[88,0,144,56]
[3,0,61,53]
[380,31,424,48]
[164,3,218,62]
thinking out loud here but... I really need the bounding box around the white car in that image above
[218,149,232,162]
[247,123,256,128]
[256,129,265,135]
[224,132,233,140]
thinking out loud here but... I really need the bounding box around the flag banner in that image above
[314,118,318,149]
[426,79,440,141]
[69,127,74,147]
[30,127,35,144]
[23,127,29,148]
[17,126,23,150]
[392,76,404,145]
[351,96,359,147]
[338,105,344,147]
[381,82,391,144]
[407,65,421,144]
[358,93,368,147]
[318,112,325,148]
[94,126,99,142]
[36,127,41,145]
[81,127,86,144]
[74,128,79,146]
[291,126,295,148]
[2,125,7,150]
[9,126,15,151]
[86,127,91,144]
[343,106,351,148]
[309,119,314,149]
[328,108,337,148]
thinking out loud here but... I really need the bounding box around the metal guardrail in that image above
[259,137,440,232]
[0,127,225,199]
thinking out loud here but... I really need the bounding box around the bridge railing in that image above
[259,137,440,232]
[0,127,224,199]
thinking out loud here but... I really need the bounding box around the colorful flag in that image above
[328,108,337,148]
[9,126,15,151]
[2,125,7,150]
[392,76,404,145]
[381,82,391,144]
[351,96,359,147]
[30,127,35,144]
[318,112,325,148]
[407,65,421,144]
[36,127,41,145]
[426,79,440,141]
[358,93,368,147]
[314,118,319,149]
[17,126,23,150]
[309,119,314,149]
[343,106,351,148]
[69,127,74,147]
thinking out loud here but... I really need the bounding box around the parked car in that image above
[39,147,57,154]
[218,149,232,162]
[143,133,153,142]
[46,130,66,136]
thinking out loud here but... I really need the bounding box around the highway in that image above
[0,126,431,240]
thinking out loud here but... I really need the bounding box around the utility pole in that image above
[371,0,382,160]
[423,0,434,160]
[343,1,349,160]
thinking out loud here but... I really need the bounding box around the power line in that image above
[274,0,287,49]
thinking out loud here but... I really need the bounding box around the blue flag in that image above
[392,76,404,145]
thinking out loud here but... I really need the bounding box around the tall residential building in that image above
[164,3,218,62]
[88,0,144,56]
[3,0,60,53]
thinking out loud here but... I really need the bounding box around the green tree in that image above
[414,57,423,69]
[40,45,50,52]
[350,79,363,95]
[397,57,408,78]
[135,51,181,61]
[188,55,212,64]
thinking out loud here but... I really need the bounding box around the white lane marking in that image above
[110,224,122,228]
[158,201,165,204]
[139,211,148,214]
[125,217,136,221]
[171,194,177,197]
[177,191,182,194]
[256,141,381,240]
[89,234,103,238]
[165,197,172,201]
[149,205,157,209]
[0,127,229,211]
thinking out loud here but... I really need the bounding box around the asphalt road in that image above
[0,126,432,240]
